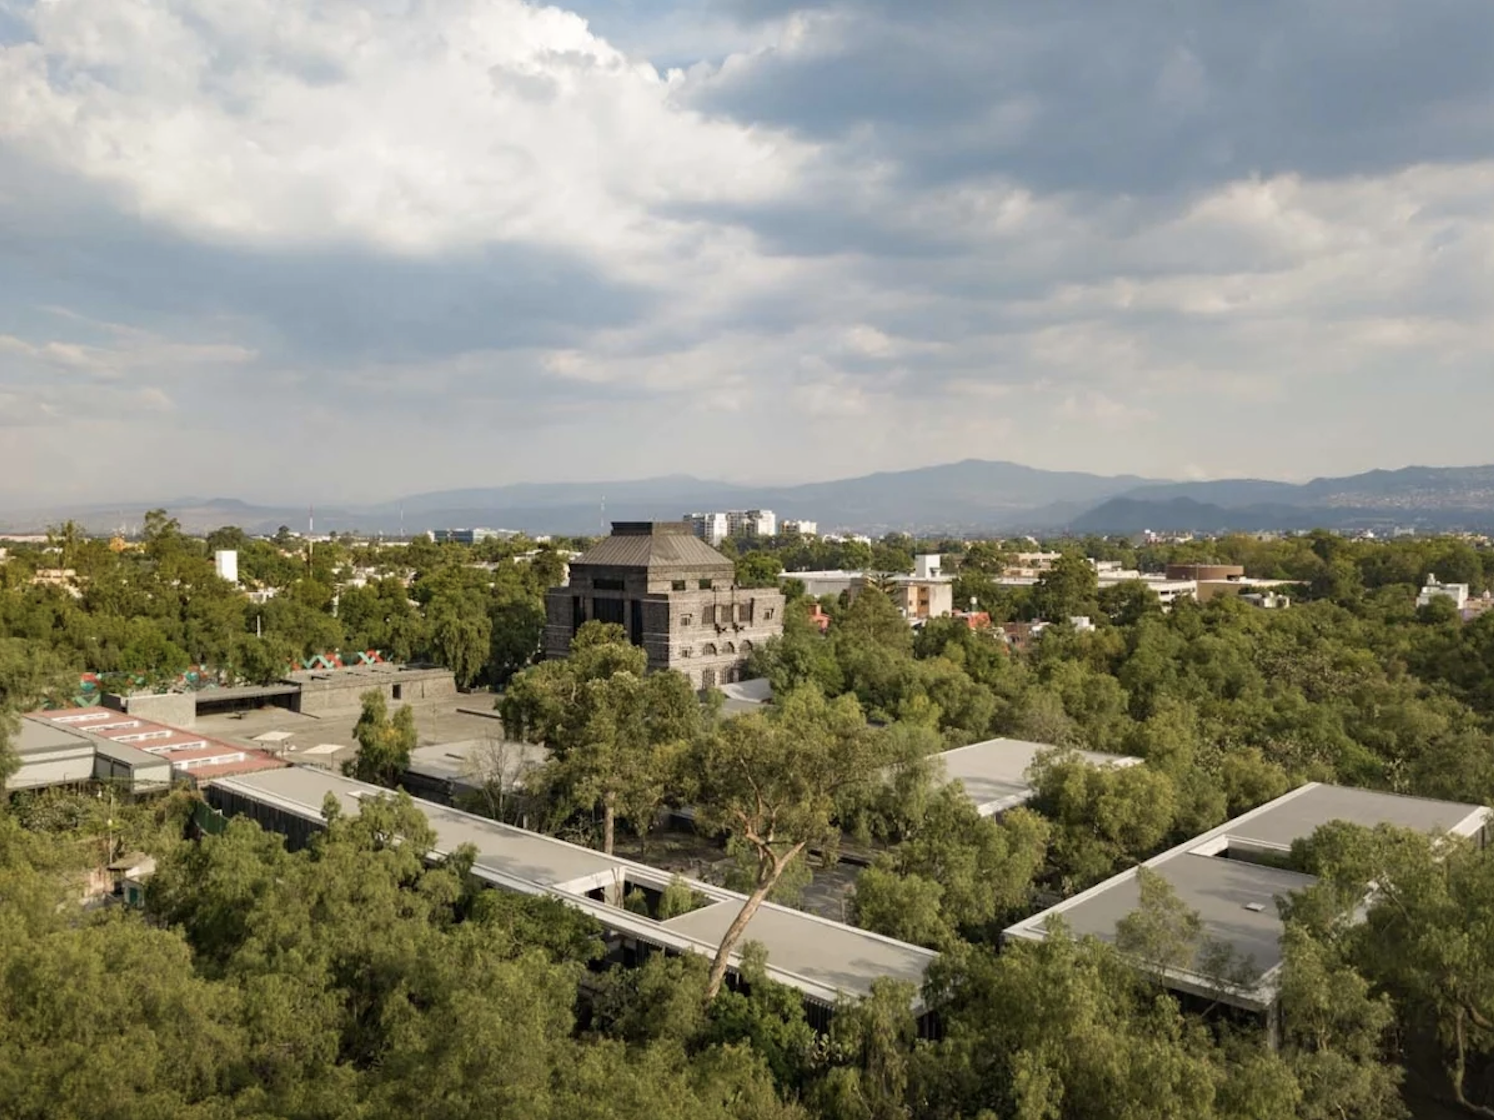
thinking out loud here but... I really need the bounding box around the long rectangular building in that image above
[1003,782,1491,1015]
[206,766,936,1016]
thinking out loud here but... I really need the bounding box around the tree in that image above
[689,687,883,1000]
[345,689,417,786]
[0,639,75,785]
[501,622,699,854]
[1030,552,1100,622]
[838,586,913,654]
[1115,867,1203,978]
[736,551,785,589]
[428,598,492,688]
[852,788,1048,948]
[1289,822,1494,1115]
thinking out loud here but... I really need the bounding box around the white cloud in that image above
[1,0,1492,504]
[0,0,807,263]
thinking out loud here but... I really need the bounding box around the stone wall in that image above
[294,668,458,716]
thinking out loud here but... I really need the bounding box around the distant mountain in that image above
[1068,498,1327,536]
[4,461,1493,537]
[1116,466,1494,516]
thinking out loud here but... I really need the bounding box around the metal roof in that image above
[572,525,734,573]
[210,766,937,1005]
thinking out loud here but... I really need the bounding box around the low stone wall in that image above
[294,669,458,716]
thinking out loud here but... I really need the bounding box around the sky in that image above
[1,0,1491,508]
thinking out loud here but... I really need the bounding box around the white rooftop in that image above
[936,738,1142,817]
[404,739,549,786]
[1004,782,1492,1011]
[210,766,936,1007]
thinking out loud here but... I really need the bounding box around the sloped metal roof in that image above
[573,525,734,573]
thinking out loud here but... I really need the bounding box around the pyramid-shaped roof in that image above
[573,522,734,573]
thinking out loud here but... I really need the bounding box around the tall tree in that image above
[345,689,417,787]
[501,622,699,854]
[689,687,883,1000]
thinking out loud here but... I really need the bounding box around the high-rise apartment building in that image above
[683,509,777,544]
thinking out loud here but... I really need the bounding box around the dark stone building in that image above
[543,522,786,688]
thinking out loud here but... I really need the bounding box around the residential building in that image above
[728,509,777,538]
[543,522,785,689]
[683,510,778,545]
[888,554,954,620]
[431,527,506,545]
[782,519,818,536]
[1418,575,1471,611]
[214,549,239,583]
[784,570,863,599]
[683,512,730,546]
[1004,783,1491,1025]
[1004,552,1063,578]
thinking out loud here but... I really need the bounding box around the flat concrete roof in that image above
[1004,782,1493,1010]
[936,738,1142,816]
[211,766,937,1006]
[663,898,935,999]
[285,664,452,684]
[404,739,548,785]
[1229,784,1489,847]
[193,684,300,705]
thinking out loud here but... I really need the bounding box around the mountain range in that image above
[4,462,1494,537]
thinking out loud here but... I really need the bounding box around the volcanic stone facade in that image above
[543,522,785,689]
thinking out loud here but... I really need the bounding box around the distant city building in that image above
[1418,576,1471,611]
[781,519,818,536]
[544,522,785,689]
[1003,552,1063,578]
[683,510,778,545]
[431,528,506,545]
[1166,563,1246,582]
[214,549,239,584]
[30,568,82,598]
[782,554,954,621]
[682,512,730,546]
[888,554,954,620]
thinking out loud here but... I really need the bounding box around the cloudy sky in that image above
[1,0,1491,507]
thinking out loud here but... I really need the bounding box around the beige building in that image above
[544,522,785,689]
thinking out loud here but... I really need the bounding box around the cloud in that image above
[0,0,1491,508]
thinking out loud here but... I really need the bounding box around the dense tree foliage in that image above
[0,514,576,692]
[7,523,1494,1116]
